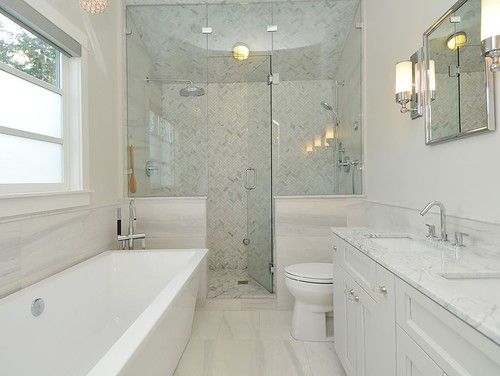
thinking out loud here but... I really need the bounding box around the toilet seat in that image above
[285,263,333,284]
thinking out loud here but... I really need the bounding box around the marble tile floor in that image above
[208,269,274,299]
[173,308,345,376]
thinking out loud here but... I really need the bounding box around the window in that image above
[0,4,83,195]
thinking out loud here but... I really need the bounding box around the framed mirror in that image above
[423,0,495,145]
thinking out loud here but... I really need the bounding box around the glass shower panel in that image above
[126,5,208,197]
[206,3,274,291]
[271,0,363,195]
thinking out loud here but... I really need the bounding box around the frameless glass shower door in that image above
[206,54,274,291]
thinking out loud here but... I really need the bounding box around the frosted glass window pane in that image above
[0,70,62,138]
[0,134,62,184]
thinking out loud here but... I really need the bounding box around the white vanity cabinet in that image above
[332,233,500,376]
[332,234,396,376]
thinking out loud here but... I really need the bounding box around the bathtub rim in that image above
[87,248,207,375]
[0,248,208,376]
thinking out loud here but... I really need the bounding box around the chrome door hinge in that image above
[269,263,275,274]
[267,73,279,85]
[202,27,213,34]
[355,22,363,29]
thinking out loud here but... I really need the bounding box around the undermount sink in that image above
[368,236,440,253]
[439,271,500,306]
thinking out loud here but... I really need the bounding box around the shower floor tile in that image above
[207,269,273,299]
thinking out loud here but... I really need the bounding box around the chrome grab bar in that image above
[244,168,256,190]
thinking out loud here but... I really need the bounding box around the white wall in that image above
[0,1,122,297]
[365,0,500,224]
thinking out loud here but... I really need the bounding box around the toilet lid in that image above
[285,263,333,283]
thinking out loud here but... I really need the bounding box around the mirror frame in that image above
[423,0,496,145]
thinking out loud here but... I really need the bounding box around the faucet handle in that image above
[425,224,436,238]
[454,231,469,247]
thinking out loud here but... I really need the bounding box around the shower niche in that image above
[125,0,363,295]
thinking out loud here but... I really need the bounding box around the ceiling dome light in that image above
[232,43,250,61]
[80,0,108,15]
[447,32,468,51]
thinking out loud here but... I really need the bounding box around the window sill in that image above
[0,190,93,219]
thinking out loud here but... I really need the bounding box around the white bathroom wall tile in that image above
[86,205,118,253]
[191,310,224,340]
[144,236,206,250]
[275,198,364,237]
[217,311,260,340]
[20,211,88,287]
[0,221,22,297]
[304,341,346,376]
[133,198,206,238]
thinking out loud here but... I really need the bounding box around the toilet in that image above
[285,263,334,342]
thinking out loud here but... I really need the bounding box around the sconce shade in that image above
[325,125,334,140]
[481,0,500,41]
[314,135,322,148]
[428,60,436,91]
[306,144,313,153]
[395,60,413,94]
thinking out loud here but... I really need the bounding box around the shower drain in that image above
[238,280,249,285]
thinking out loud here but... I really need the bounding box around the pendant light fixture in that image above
[80,0,108,15]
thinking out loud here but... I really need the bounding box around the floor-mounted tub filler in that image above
[0,250,208,376]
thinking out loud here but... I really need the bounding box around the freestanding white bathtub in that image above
[0,249,207,376]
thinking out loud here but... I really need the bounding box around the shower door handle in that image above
[244,168,256,190]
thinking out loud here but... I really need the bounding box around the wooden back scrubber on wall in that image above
[129,145,137,193]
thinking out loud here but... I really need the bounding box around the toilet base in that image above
[291,301,333,342]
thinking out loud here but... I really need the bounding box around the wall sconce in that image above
[428,59,436,101]
[395,50,426,119]
[395,60,413,113]
[306,143,313,153]
[481,0,500,73]
[325,125,335,146]
[314,135,322,148]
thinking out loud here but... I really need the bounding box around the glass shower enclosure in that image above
[125,0,363,294]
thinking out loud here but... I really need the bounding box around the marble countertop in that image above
[332,227,500,346]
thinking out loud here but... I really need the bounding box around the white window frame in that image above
[0,1,91,218]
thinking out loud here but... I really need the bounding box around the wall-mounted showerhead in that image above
[145,77,205,97]
[180,82,205,97]
[321,101,334,111]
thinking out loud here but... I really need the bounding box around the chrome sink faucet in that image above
[420,201,447,242]
[118,199,146,250]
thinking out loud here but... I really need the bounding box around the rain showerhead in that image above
[180,83,205,97]
[145,77,205,97]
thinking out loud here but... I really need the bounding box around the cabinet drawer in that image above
[397,326,445,376]
[396,278,500,376]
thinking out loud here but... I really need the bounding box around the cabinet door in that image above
[397,326,445,376]
[354,278,396,376]
[333,266,357,376]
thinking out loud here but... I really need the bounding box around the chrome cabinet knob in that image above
[353,295,360,303]
[332,246,338,252]
[378,286,388,294]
